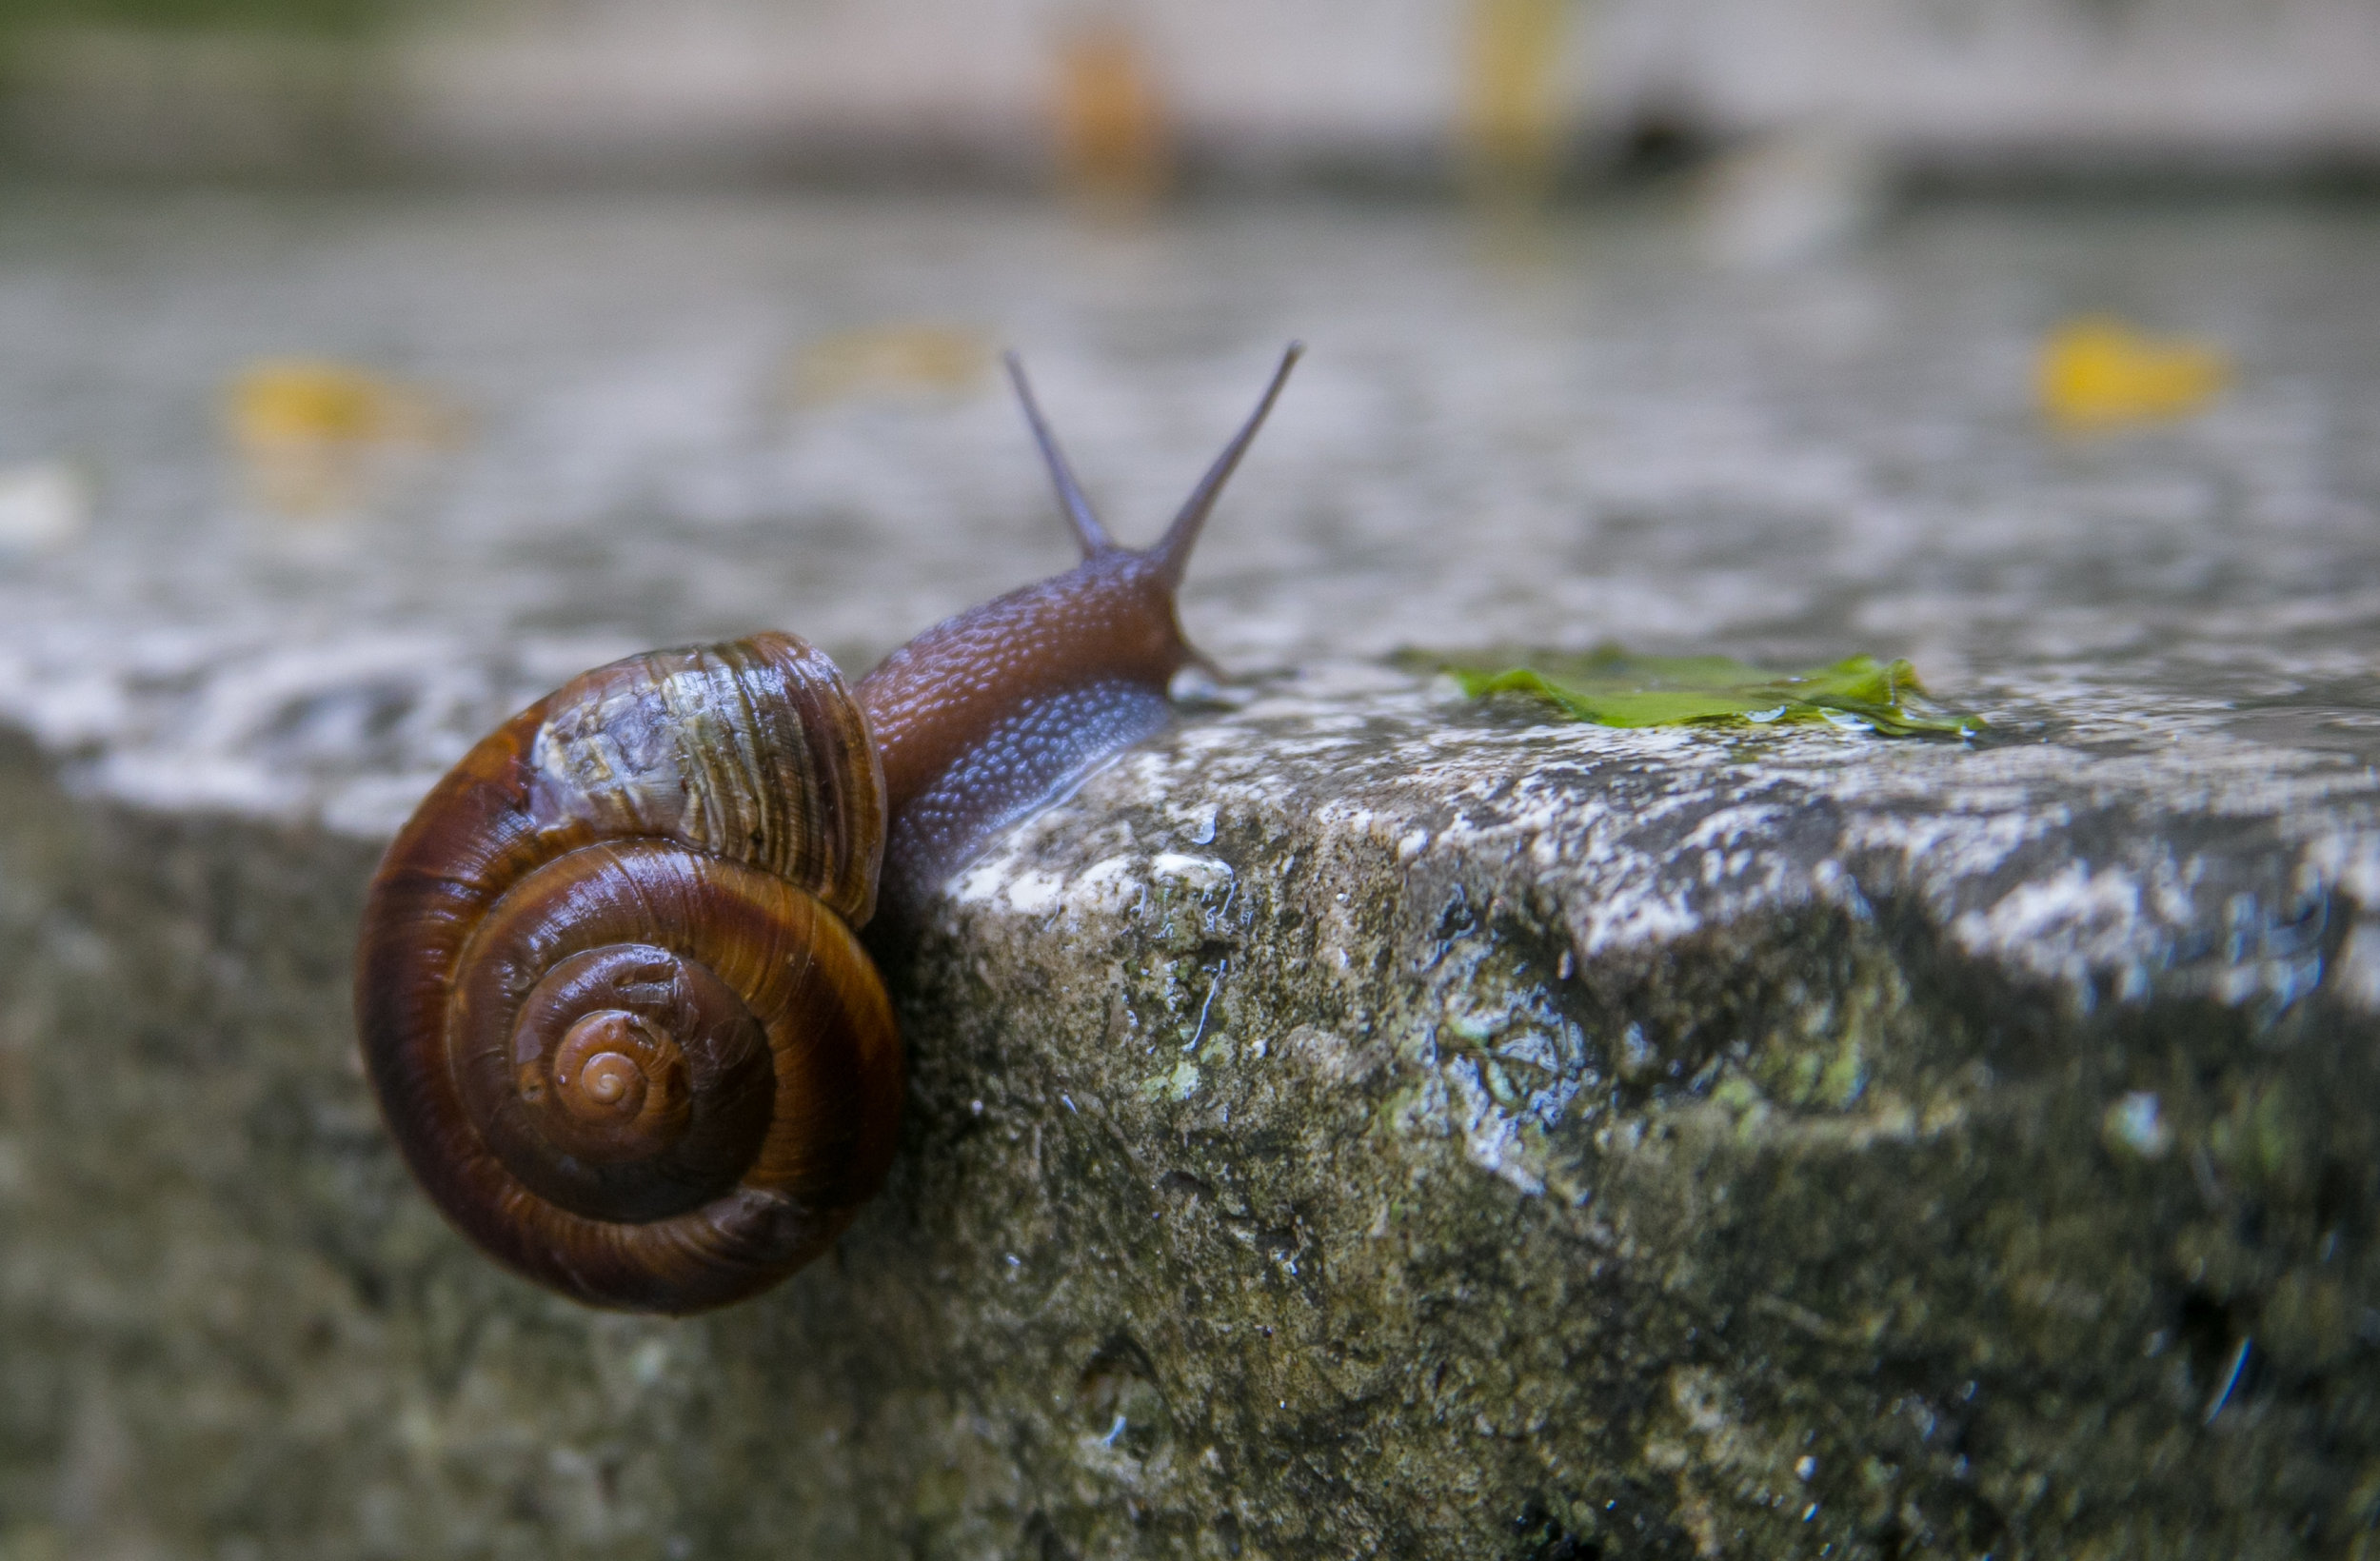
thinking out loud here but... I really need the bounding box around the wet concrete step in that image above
[2,188,2377,1559]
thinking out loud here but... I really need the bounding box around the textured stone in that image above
[9,672,2380,1557]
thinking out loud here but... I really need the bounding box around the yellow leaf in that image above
[786,326,992,409]
[2037,316,2229,430]
[227,359,460,452]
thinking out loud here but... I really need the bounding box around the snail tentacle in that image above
[1004,350,1115,558]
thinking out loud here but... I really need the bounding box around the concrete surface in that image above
[1,188,2379,1558]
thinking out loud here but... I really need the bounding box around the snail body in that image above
[356,346,1301,1313]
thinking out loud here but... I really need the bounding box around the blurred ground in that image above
[0,186,2374,827]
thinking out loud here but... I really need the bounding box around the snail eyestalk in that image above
[1004,350,1115,558]
[1150,341,1303,588]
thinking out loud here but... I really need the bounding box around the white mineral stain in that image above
[1150,852,1231,891]
[1002,870,1066,916]
[1066,856,1144,914]
[951,857,1016,904]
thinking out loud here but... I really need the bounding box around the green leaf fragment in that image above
[1428,646,1984,738]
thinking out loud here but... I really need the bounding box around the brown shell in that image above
[354,631,902,1314]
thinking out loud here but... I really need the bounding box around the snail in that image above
[354,344,1303,1314]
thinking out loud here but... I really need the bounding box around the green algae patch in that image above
[1415,645,1984,737]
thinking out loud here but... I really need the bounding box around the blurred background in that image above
[0,0,2375,188]
[0,0,2373,188]
[0,0,2376,828]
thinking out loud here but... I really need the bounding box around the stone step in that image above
[3,188,2377,1560]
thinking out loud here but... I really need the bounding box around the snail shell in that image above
[354,631,902,1314]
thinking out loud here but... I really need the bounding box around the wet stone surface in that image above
[2,188,2380,1559]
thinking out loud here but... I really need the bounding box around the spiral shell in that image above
[355,632,902,1314]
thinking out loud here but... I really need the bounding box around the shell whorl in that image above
[355,631,902,1314]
